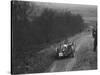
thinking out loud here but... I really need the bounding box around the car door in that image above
[64,45,72,56]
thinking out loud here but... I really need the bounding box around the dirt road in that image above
[45,31,94,72]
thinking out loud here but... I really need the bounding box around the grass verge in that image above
[12,47,56,74]
[72,47,97,71]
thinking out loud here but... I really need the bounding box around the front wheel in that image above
[70,52,75,57]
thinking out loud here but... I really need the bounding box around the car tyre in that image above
[70,52,74,57]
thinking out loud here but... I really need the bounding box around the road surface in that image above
[44,31,94,72]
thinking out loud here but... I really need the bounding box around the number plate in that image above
[59,53,63,56]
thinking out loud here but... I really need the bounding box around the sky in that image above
[33,2,97,17]
[28,1,97,24]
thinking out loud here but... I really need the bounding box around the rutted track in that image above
[45,32,93,72]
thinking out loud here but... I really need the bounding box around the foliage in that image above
[11,1,85,74]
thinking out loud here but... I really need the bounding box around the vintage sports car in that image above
[56,41,75,58]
